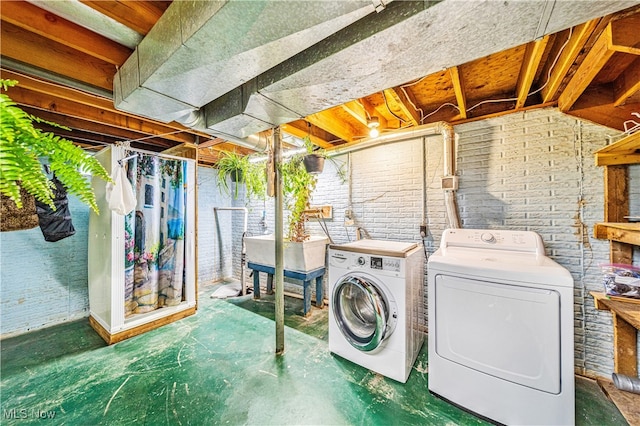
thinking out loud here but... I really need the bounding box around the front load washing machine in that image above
[328,239,424,383]
[428,228,575,425]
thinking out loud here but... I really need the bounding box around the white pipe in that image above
[327,121,462,229]
[440,123,461,229]
[213,207,248,295]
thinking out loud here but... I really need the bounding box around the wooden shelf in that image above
[591,292,640,376]
[594,222,640,245]
[594,131,640,166]
[592,131,639,420]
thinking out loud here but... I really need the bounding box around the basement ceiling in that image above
[1,0,639,167]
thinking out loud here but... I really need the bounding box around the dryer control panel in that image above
[440,228,545,255]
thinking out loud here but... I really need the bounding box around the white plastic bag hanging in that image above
[105,165,136,215]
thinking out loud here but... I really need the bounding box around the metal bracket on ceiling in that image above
[535,0,556,40]
[371,0,388,13]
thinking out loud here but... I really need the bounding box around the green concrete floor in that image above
[0,283,627,425]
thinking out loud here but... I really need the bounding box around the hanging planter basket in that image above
[303,154,325,174]
[0,187,39,232]
[229,169,244,183]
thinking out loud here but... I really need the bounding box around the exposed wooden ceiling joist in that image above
[559,14,640,112]
[1,1,131,65]
[516,35,550,109]
[449,66,467,120]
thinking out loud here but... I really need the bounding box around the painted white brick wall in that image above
[197,167,234,284]
[1,195,90,337]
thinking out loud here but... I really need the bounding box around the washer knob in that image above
[357,256,366,266]
[481,232,496,243]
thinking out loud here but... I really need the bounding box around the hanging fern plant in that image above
[0,79,111,213]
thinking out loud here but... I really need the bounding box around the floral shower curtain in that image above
[123,153,187,317]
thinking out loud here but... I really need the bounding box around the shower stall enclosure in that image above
[88,146,197,344]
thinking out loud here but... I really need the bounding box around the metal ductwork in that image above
[255,0,638,119]
[114,0,637,151]
[113,0,390,145]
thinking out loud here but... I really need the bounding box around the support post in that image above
[274,127,285,354]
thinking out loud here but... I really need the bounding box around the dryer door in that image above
[433,274,561,394]
[332,274,396,352]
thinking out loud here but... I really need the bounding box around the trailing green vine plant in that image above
[0,79,111,213]
[215,150,265,200]
[280,154,317,242]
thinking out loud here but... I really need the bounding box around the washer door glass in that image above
[333,275,390,352]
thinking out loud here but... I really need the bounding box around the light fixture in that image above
[367,116,380,138]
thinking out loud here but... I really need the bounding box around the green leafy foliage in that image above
[280,155,316,242]
[216,150,265,200]
[0,79,111,213]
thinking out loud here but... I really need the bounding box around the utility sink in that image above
[244,234,329,272]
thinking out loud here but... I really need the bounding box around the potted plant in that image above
[216,150,266,200]
[244,151,329,272]
[301,136,325,174]
[0,79,111,214]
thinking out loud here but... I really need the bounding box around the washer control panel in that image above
[330,251,404,275]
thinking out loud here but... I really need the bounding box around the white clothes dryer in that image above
[428,229,575,425]
[328,239,424,383]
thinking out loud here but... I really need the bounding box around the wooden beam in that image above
[566,85,640,131]
[516,35,550,109]
[541,20,600,103]
[280,124,333,149]
[558,23,614,111]
[81,1,168,36]
[33,122,175,151]
[22,107,177,150]
[604,165,629,223]
[8,87,198,145]
[613,56,640,107]
[609,15,640,55]
[560,15,640,112]
[305,109,360,143]
[0,1,131,65]
[340,100,368,126]
[383,88,420,126]
[613,311,638,376]
[0,21,115,91]
[449,66,467,119]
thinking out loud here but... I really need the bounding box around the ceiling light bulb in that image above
[367,116,380,138]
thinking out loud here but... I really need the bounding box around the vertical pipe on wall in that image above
[421,136,427,228]
[441,123,461,229]
[274,127,285,354]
